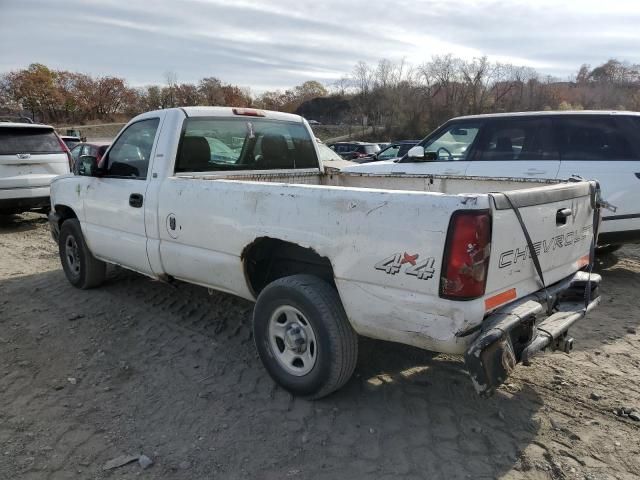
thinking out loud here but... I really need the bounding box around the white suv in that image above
[343,111,640,248]
[0,122,71,214]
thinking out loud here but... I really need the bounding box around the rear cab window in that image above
[175,117,318,172]
[0,127,63,155]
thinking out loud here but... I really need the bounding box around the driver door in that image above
[82,116,163,275]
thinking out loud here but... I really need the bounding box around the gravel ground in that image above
[0,213,639,480]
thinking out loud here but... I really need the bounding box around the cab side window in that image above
[473,119,557,161]
[556,116,634,160]
[104,118,160,179]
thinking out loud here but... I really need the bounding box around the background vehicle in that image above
[69,141,111,172]
[343,111,640,247]
[329,141,380,161]
[60,135,81,149]
[0,122,71,214]
[317,141,357,168]
[48,107,601,399]
[371,140,420,162]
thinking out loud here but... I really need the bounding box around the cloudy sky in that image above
[1,0,639,91]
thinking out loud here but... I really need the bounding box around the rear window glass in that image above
[175,117,318,172]
[0,128,62,154]
[556,116,634,160]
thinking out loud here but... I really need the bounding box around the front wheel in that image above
[58,219,106,289]
[253,275,358,399]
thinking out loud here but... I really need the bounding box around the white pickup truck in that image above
[48,107,602,398]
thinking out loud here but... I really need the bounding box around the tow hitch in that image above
[465,271,601,396]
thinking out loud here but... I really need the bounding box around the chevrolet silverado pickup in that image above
[48,107,602,398]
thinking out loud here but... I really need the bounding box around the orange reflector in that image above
[232,108,265,117]
[578,254,590,268]
[484,288,517,311]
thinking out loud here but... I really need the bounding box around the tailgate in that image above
[484,181,598,308]
[0,153,69,189]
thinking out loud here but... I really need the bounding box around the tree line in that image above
[1,57,639,138]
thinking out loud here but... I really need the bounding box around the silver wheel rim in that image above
[65,235,81,276]
[268,305,317,376]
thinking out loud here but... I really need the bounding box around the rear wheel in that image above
[58,219,106,289]
[253,274,358,399]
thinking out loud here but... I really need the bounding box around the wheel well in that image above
[242,237,335,296]
[54,205,77,226]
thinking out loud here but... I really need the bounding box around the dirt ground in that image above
[0,213,638,480]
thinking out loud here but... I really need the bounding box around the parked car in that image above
[329,141,380,161]
[60,135,82,149]
[342,111,640,248]
[69,141,110,172]
[317,142,357,168]
[369,140,421,163]
[0,122,71,214]
[307,119,321,125]
[49,106,602,398]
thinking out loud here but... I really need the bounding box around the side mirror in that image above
[407,146,438,162]
[78,155,102,176]
[407,146,425,158]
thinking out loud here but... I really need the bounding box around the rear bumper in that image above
[0,186,50,213]
[465,270,601,396]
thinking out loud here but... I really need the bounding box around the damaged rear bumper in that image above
[465,271,601,396]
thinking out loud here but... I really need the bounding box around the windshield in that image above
[418,123,481,161]
[176,117,318,172]
[378,145,400,160]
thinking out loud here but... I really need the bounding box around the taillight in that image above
[440,210,492,299]
[55,133,73,171]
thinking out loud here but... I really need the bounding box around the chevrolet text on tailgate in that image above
[48,107,603,398]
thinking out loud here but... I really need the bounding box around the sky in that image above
[1,0,640,92]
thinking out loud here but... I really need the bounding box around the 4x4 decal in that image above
[375,252,436,280]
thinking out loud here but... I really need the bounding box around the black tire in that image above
[58,219,106,289]
[253,274,358,399]
[596,244,623,256]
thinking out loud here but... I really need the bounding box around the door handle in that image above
[556,208,573,225]
[129,193,144,208]
[444,169,461,175]
[526,169,546,175]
